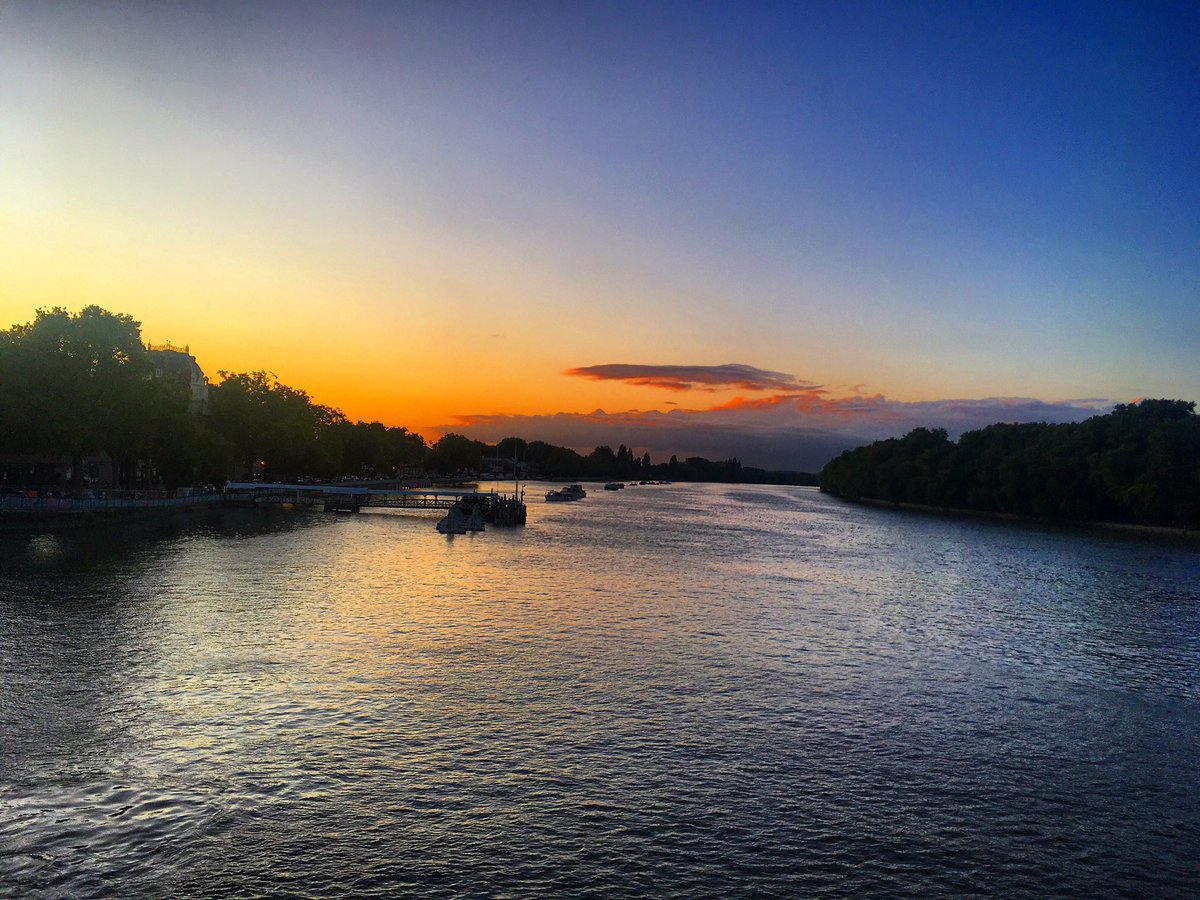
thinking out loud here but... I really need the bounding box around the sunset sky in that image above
[2,2,1196,469]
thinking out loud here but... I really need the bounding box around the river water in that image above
[1,483,1198,897]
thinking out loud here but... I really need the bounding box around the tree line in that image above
[1,306,816,491]
[0,307,428,490]
[437,434,815,484]
[819,400,1200,528]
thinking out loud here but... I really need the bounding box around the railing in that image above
[0,492,225,513]
[225,483,526,524]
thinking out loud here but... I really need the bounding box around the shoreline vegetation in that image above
[819,400,1200,533]
[0,306,816,499]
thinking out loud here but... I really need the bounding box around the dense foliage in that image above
[0,307,426,488]
[207,371,426,481]
[819,401,1200,528]
[1,306,817,490]
[0,306,193,488]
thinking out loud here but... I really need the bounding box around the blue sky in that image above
[2,1,1196,467]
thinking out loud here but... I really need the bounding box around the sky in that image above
[2,1,1197,470]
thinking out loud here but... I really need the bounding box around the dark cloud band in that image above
[565,363,820,393]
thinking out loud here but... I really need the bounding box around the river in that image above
[2,483,1198,897]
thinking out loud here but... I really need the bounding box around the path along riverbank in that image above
[0,491,232,531]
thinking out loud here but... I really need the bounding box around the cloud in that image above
[442,394,1113,472]
[565,363,820,393]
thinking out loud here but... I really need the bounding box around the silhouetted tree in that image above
[425,432,488,475]
[820,401,1200,528]
[495,437,528,460]
[207,371,347,479]
[0,306,193,489]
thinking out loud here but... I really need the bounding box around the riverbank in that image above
[839,495,1200,544]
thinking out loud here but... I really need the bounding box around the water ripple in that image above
[1,487,1198,897]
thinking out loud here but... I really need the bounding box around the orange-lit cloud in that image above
[565,363,820,393]
[709,393,816,411]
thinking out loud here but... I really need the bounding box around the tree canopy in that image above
[0,306,191,486]
[0,307,429,489]
[819,401,1200,528]
[1,305,819,490]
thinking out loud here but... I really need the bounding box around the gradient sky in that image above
[2,2,1197,469]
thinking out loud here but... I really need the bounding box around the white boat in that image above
[436,501,486,533]
[436,512,466,533]
[546,483,586,502]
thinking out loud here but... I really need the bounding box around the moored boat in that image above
[546,483,587,502]
[437,499,486,533]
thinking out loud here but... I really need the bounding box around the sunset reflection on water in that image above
[2,484,1199,897]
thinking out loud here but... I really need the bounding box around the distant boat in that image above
[604,482,624,491]
[546,484,586,502]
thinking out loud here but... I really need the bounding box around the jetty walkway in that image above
[225,482,528,525]
[1,480,527,530]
